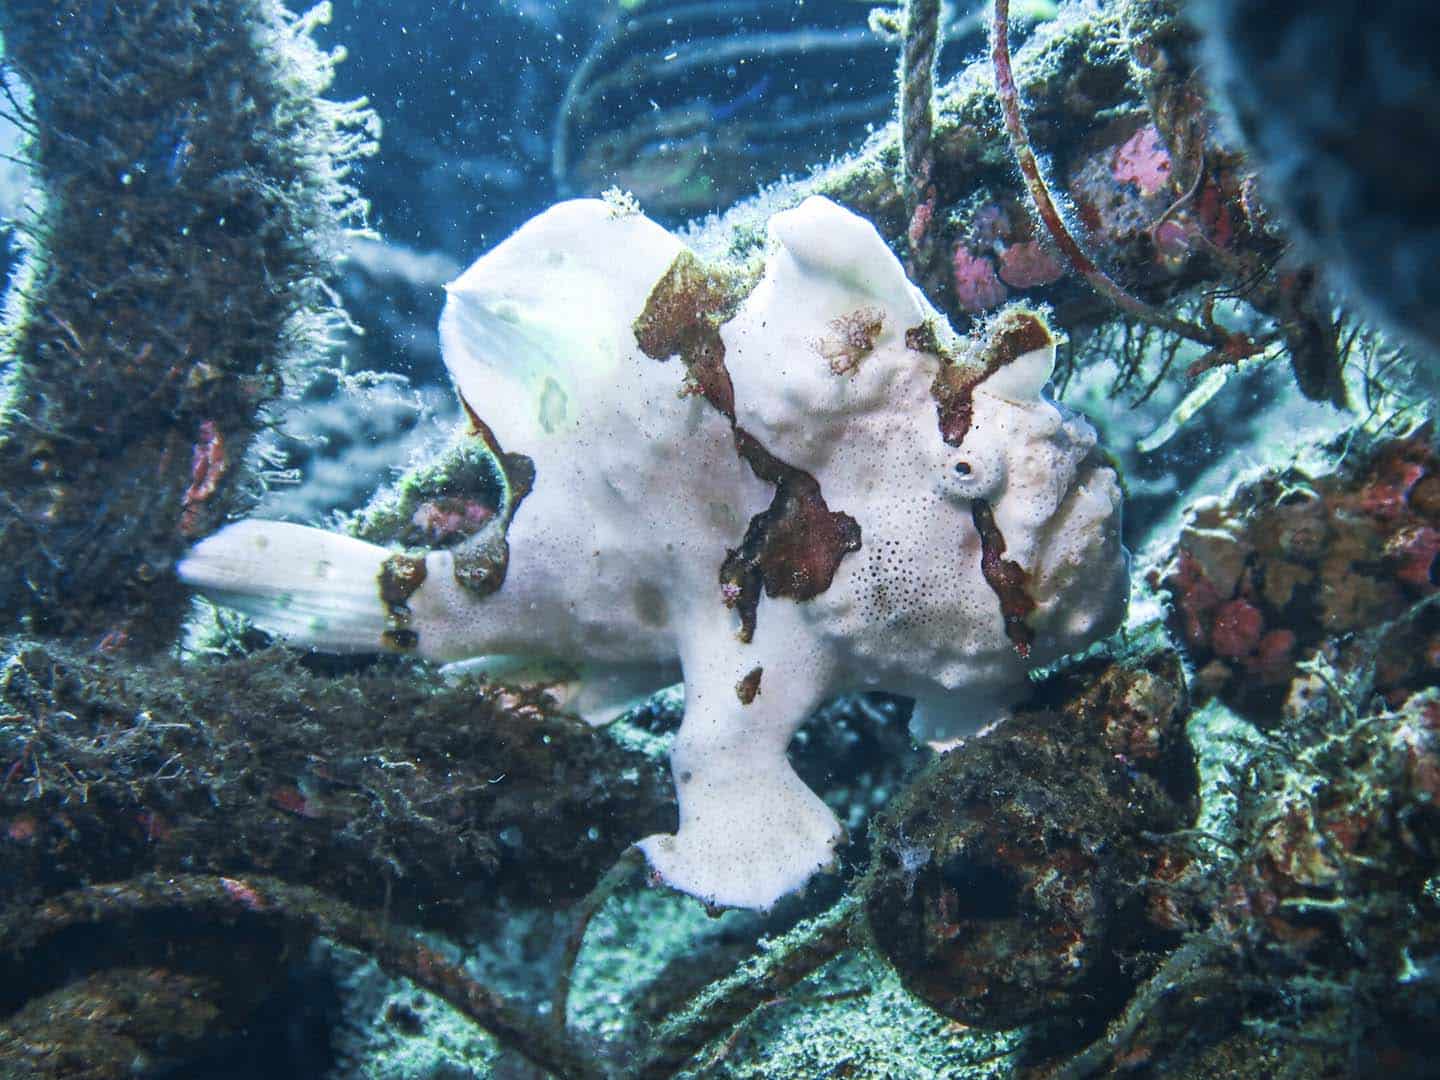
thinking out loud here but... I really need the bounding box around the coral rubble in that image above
[1062,434,1440,1077]
[0,638,673,922]
[1159,433,1440,723]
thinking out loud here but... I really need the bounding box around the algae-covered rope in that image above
[0,873,606,1080]
[900,0,940,278]
[635,895,860,1078]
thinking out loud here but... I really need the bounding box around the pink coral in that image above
[1170,550,1221,649]
[1361,459,1426,520]
[970,203,1012,247]
[1245,629,1297,682]
[5,816,38,843]
[180,419,227,537]
[1112,125,1172,198]
[1151,218,1196,270]
[997,241,1064,289]
[1197,182,1234,249]
[952,247,1008,313]
[220,877,269,912]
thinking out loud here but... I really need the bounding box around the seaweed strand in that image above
[553,846,646,1032]
[988,0,1268,365]
[1043,937,1233,1080]
[635,896,859,1078]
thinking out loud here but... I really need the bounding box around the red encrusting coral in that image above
[409,498,494,547]
[996,240,1064,289]
[1159,433,1440,720]
[907,195,935,252]
[1209,598,1264,658]
[1386,525,1440,589]
[179,419,228,538]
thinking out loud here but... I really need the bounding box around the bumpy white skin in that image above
[179,197,1127,911]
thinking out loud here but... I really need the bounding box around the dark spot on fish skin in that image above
[451,527,511,596]
[457,392,536,508]
[904,321,946,356]
[378,554,426,652]
[820,307,885,375]
[971,499,1037,658]
[722,429,862,643]
[985,310,1054,367]
[380,553,427,610]
[735,666,763,704]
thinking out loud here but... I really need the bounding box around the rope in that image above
[900,0,941,277]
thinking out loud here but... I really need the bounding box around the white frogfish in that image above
[179,196,1128,911]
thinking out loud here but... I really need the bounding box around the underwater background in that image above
[0,0,1438,1077]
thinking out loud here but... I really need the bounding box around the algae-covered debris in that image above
[0,873,597,1080]
[0,637,675,922]
[865,639,1196,1054]
[700,0,1349,416]
[0,0,377,652]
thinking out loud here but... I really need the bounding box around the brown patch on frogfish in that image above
[379,553,427,651]
[635,250,863,643]
[912,309,1054,447]
[971,500,1037,658]
[633,250,743,418]
[736,666,763,704]
[722,431,862,643]
[449,391,536,597]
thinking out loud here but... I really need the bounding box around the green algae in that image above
[676,952,1019,1080]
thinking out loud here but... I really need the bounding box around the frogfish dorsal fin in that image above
[439,198,684,448]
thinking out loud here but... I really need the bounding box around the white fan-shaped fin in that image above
[767,195,925,323]
[439,198,685,448]
[178,520,390,653]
